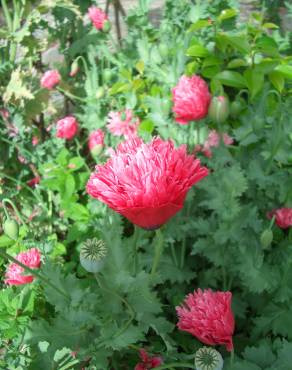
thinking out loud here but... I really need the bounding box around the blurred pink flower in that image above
[40,70,61,90]
[200,130,233,158]
[5,248,41,286]
[88,129,105,150]
[135,349,163,370]
[56,116,78,140]
[18,155,27,164]
[107,110,139,138]
[32,136,39,146]
[268,208,292,229]
[87,136,208,229]
[176,289,235,351]
[172,75,211,124]
[0,109,9,120]
[88,6,108,30]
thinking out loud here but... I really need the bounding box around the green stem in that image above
[155,363,194,369]
[132,225,139,275]
[57,87,87,103]
[230,349,235,367]
[151,228,164,277]
[2,198,26,225]
[0,250,70,300]
[170,244,178,267]
[1,0,12,31]
[269,215,275,229]
[180,237,186,269]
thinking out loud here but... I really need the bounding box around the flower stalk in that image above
[151,228,164,276]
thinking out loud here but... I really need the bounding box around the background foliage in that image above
[0,0,292,369]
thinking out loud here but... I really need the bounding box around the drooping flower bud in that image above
[103,69,113,83]
[260,229,273,249]
[80,238,107,273]
[3,219,19,240]
[69,60,79,77]
[195,347,224,370]
[208,96,230,124]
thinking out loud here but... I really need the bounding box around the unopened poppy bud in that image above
[208,96,230,124]
[195,347,223,370]
[3,219,19,240]
[158,43,168,58]
[260,229,273,249]
[96,87,105,99]
[102,20,111,32]
[230,98,245,118]
[70,60,79,77]
[80,238,107,273]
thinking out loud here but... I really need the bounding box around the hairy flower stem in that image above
[0,250,70,300]
[151,228,164,276]
[2,198,26,225]
[132,225,139,275]
[154,363,194,369]
[230,349,235,367]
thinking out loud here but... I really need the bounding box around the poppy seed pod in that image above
[230,98,245,118]
[208,96,229,124]
[195,347,223,370]
[3,219,19,240]
[80,238,107,273]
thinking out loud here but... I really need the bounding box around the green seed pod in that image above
[195,347,224,370]
[96,87,105,99]
[230,99,245,118]
[102,20,111,33]
[3,219,19,240]
[208,96,230,124]
[260,229,273,249]
[80,238,107,273]
[90,144,103,157]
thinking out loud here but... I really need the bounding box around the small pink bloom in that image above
[32,136,39,146]
[40,70,61,90]
[56,116,78,140]
[107,110,139,138]
[27,176,40,187]
[88,6,108,30]
[201,130,233,158]
[0,109,9,120]
[172,75,211,124]
[87,136,208,229]
[268,208,292,229]
[135,349,163,370]
[176,289,235,352]
[18,155,27,164]
[7,123,19,138]
[5,248,41,286]
[88,129,105,150]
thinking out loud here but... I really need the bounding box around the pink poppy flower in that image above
[172,75,211,124]
[88,6,108,30]
[5,248,41,285]
[135,349,163,370]
[268,208,292,229]
[86,136,208,229]
[176,289,235,352]
[199,130,234,158]
[88,129,105,155]
[40,70,61,90]
[32,136,39,146]
[107,110,139,138]
[56,116,78,140]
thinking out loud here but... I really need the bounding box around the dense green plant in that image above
[0,0,292,369]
